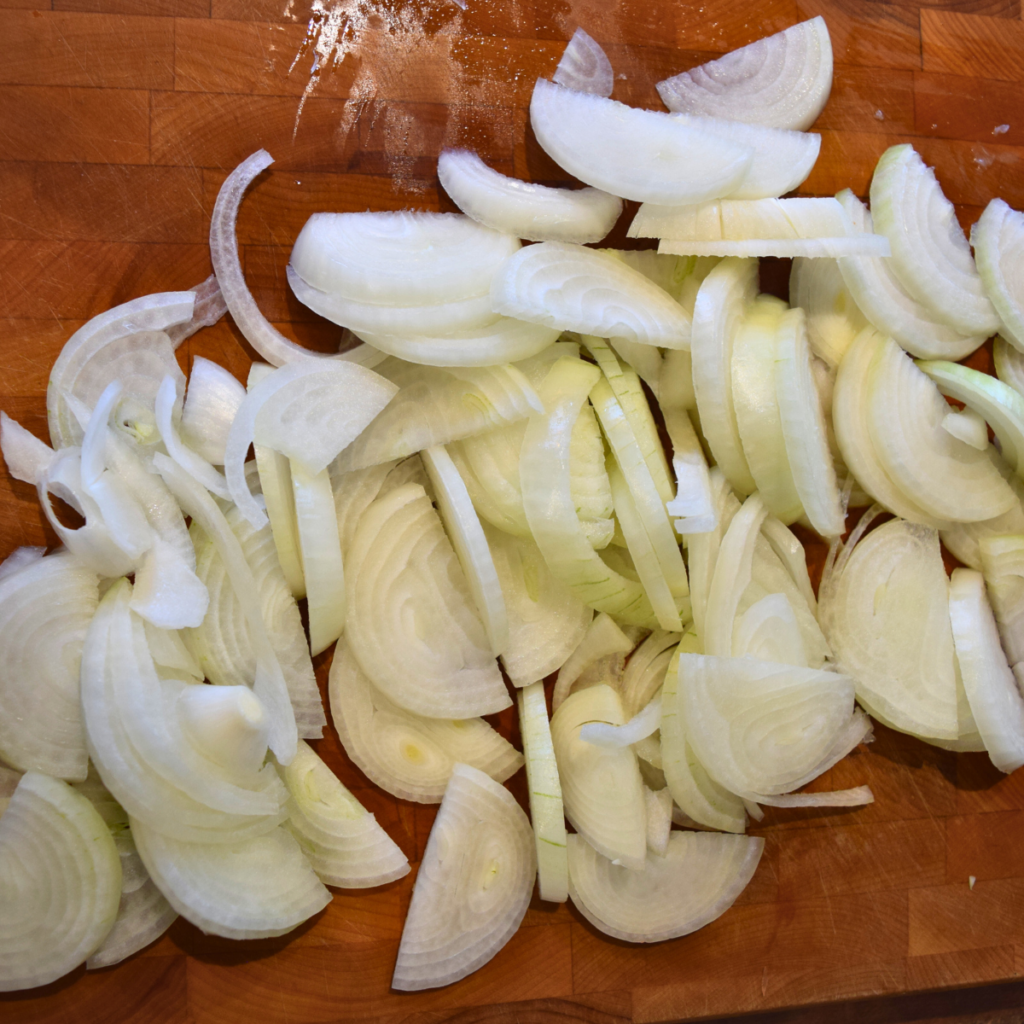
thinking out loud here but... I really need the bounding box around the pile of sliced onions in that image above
[9,9,1024,994]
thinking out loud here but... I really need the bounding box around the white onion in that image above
[180,357,247,465]
[870,145,999,336]
[553,611,634,710]
[488,525,592,688]
[789,255,869,368]
[278,740,410,888]
[328,639,522,804]
[0,412,55,485]
[551,685,647,870]
[345,483,510,718]
[940,463,1024,570]
[980,535,1024,669]
[491,242,692,349]
[46,291,193,450]
[680,653,857,798]
[154,376,230,500]
[821,516,959,741]
[422,445,508,655]
[164,274,228,350]
[553,27,614,96]
[949,568,1024,773]
[290,210,519,306]
[518,681,568,902]
[530,78,753,206]
[621,629,679,718]
[438,148,621,244]
[392,763,536,991]
[0,550,98,780]
[942,407,989,450]
[664,406,716,532]
[752,786,874,809]
[656,17,832,131]
[835,191,984,361]
[691,257,758,495]
[567,831,764,943]
[210,150,334,365]
[972,198,1024,353]
[581,695,661,748]
[132,817,330,940]
[996,335,1024,396]
[0,772,121,990]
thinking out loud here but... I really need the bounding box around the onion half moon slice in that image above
[656,17,832,131]
[974,198,1024,353]
[438,148,621,244]
[132,818,330,940]
[0,772,122,991]
[553,27,614,96]
[530,78,753,206]
[328,640,522,804]
[392,763,536,991]
[567,831,764,943]
[869,145,999,336]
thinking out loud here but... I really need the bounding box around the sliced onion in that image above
[752,786,873,808]
[521,358,655,625]
[643,785,672,855]
[87,863,177,969]
[530,78,753,205]
[186,501,325,739]
[775,306,845,536]
[289,266,501,336]
[996,335,1024,396]
[132,817,330,940]
[972,198,1024,353]
[0,550,98,780]
[345,483,510,718]
[789,255,869,368]
[866,333,1015,523]
[941,461,1024,570]
[0,772,121,990]
[734,592,807,664]
[980,535,1024,668]
[0,412,55,485]
[355,317,560,367]
[278,740,410,888]
[657,17,832,131]
[0,545,44,582]
[210,150,333,365]
[392,763,535,991]
[155,376,230,500]
[869,145,999,336]
[551,685,647,870]
[687,468,741,642]
[664,406,716,532]
[491,242,691,349]
[290,462,346,657]
[581,695,661,748]
[518,681,568,902]
[553,611,634,710]
[943,407,989,450]
[919,360,1024,476]
[691,257,758,495]
[832,328,949,527]
[680,652,856,798]
[180,357,246,465]
[333,361,542,475]
[567,830,763,943]
[835,191,984,361]
[422,445,508,655]
[731,296,802,522]
[553,27,614,96]
[165,274,228,350]
[155,454,298,764]
[438,148,621,244]
[821,516,959,740]
[328,639,522,803]
[290,210,519,306]
[488,526,592,687]
[46,291,193,450]
[621,629,679,718]
[227,358,397,529]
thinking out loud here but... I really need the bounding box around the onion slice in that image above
[656,17,832,131]
[392,764,536,991]
[553,27,614,96]
[180,357,246,465]
[0,773,121,990]
[972,197,1024,353]
[518,682,568,902]
[789,255,869,369]
[567,831,764,943]
[869,145,999,336]
[553,611,634,711]
[530,78,754,206]
[438,148,621,244]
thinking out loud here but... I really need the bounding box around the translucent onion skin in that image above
[438,148,622,244]
[656,17,833,131]
[0,773,122,991]
[553,27,614,96]
[392,763,536,991]
[567,831,764,943]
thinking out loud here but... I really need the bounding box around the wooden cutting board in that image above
[4,1,1024,1021]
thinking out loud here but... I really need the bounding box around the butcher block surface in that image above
[3,0,1024,1021]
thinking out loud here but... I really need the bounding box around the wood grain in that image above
[3,2,1024,1023]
